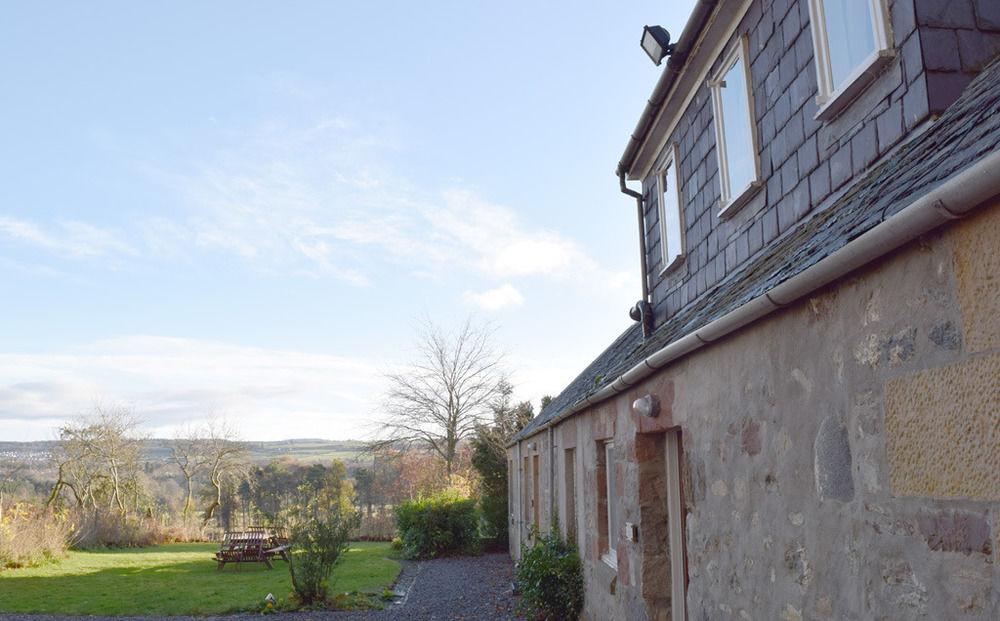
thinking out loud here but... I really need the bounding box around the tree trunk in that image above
[183,476,194,520]
[203,474,222,526]
[45,481,62,510]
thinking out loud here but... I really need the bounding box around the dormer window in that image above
[656,144,685,272]
[808,0,893,121]
[709,37,761,218]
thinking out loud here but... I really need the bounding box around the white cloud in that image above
[0,336,387,441]
[0,331,612,442]
[463,283,525,311]
[427,190,592,280]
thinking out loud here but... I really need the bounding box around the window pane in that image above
[823,0,876,89]
[720,54,755,196]
[661,160,683,265]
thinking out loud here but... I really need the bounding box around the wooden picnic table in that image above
[214,528,291,570]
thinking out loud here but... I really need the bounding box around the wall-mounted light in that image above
[632,394,660,418]
[641,25,676,66]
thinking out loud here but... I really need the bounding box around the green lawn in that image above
[0,541,399,616]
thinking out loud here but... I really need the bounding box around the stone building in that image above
[508,1,1000,618]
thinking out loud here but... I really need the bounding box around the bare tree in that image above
[373,317,505,481]
[96,406,144,516]
[46,404,144,518]
[201,419,247,526]
[169,424,208,521]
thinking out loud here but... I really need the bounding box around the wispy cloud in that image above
[463,283,525,311]
[426,189,615,282]
[150,122,628,292]
[0,217,135,259]
[1,115,630,301]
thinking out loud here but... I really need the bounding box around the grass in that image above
[0,541,399,616]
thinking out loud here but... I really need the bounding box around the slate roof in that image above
[514,57,1000,444]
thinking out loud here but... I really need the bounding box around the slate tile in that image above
[922,28,961,71]
[975,0,1000,30]
[915,0,975,28]
[851,122,878,173]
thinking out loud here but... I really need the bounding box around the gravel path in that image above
[2,553,520,621]
[339,552,519,620]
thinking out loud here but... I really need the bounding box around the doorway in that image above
[666,429,687,620]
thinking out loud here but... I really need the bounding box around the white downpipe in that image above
[510,148,1000,445]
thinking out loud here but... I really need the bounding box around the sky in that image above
[0,1,696,442]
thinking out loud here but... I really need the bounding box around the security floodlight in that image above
[641,25,675,66]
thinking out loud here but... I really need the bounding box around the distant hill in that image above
[0,438,367,465]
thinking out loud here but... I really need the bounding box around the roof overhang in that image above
[617,0,756,181]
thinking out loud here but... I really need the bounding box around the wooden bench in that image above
[215,545,272,570]
[214,528,290,570]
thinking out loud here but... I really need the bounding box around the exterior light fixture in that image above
[641,25,675,66]
[632,394,660,418]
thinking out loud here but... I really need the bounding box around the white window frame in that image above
[808,0,894,121]
[656,143,686,274]
[601,440,617,568]
[709,36,762,219]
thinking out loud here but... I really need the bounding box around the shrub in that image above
[287,509,358,605]
[394,490,480,559]
[478,493,508,547]
[517,527,584,621]
[0,504,72,568]
[471,430,510,548]
[71,511,175,548]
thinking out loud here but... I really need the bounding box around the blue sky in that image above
[0,1,695,441]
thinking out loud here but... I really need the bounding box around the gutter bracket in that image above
[931,198,963,220]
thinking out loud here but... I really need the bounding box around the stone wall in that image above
[509,200,999,619]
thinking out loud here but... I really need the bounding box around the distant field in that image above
[0,541,398,616]
[0,438,368,465]
[241,439,367,463]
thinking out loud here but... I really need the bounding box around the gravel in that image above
[336,552,520,621]
[2,553,520,621]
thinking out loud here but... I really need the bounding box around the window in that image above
[710,37,760,217]
[564,448,577,545]
[808,0,893,120]
[656,144,685,272]
[599,440,618,566]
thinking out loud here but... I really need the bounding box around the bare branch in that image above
[373,316,505,480]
